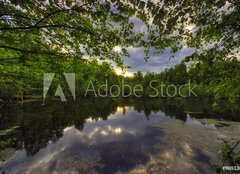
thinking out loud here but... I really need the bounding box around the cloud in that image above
[122,47,195,73]
[118,12,195,73]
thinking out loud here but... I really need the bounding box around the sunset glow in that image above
[114,68,134,77]
[113,46,122,53]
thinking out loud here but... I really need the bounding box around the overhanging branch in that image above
[34,0,96,27]
[0,45,62,56]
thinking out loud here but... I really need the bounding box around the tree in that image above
[0,0,239,100]
[2,0,238,61]
[133,71,143,82]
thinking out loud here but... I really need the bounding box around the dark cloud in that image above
[119,15,195,73]
[122,47,194,73]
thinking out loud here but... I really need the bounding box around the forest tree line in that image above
[0,54,239,102]
[0,0,239,102]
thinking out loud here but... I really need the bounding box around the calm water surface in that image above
[0,98,240,174]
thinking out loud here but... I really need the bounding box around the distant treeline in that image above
[131,56,240,102]
[0,55,240,102]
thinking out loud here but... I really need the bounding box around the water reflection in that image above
[0,98,240,174]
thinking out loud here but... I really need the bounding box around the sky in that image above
[112,10,195,75]
[121,47,195,74]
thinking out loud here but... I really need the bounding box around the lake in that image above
[0,98,240,174]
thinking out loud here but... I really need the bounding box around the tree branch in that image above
[0,45,61,56]
[0,57,20,62]
[0,24,97,37]
[34,0,96,27]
